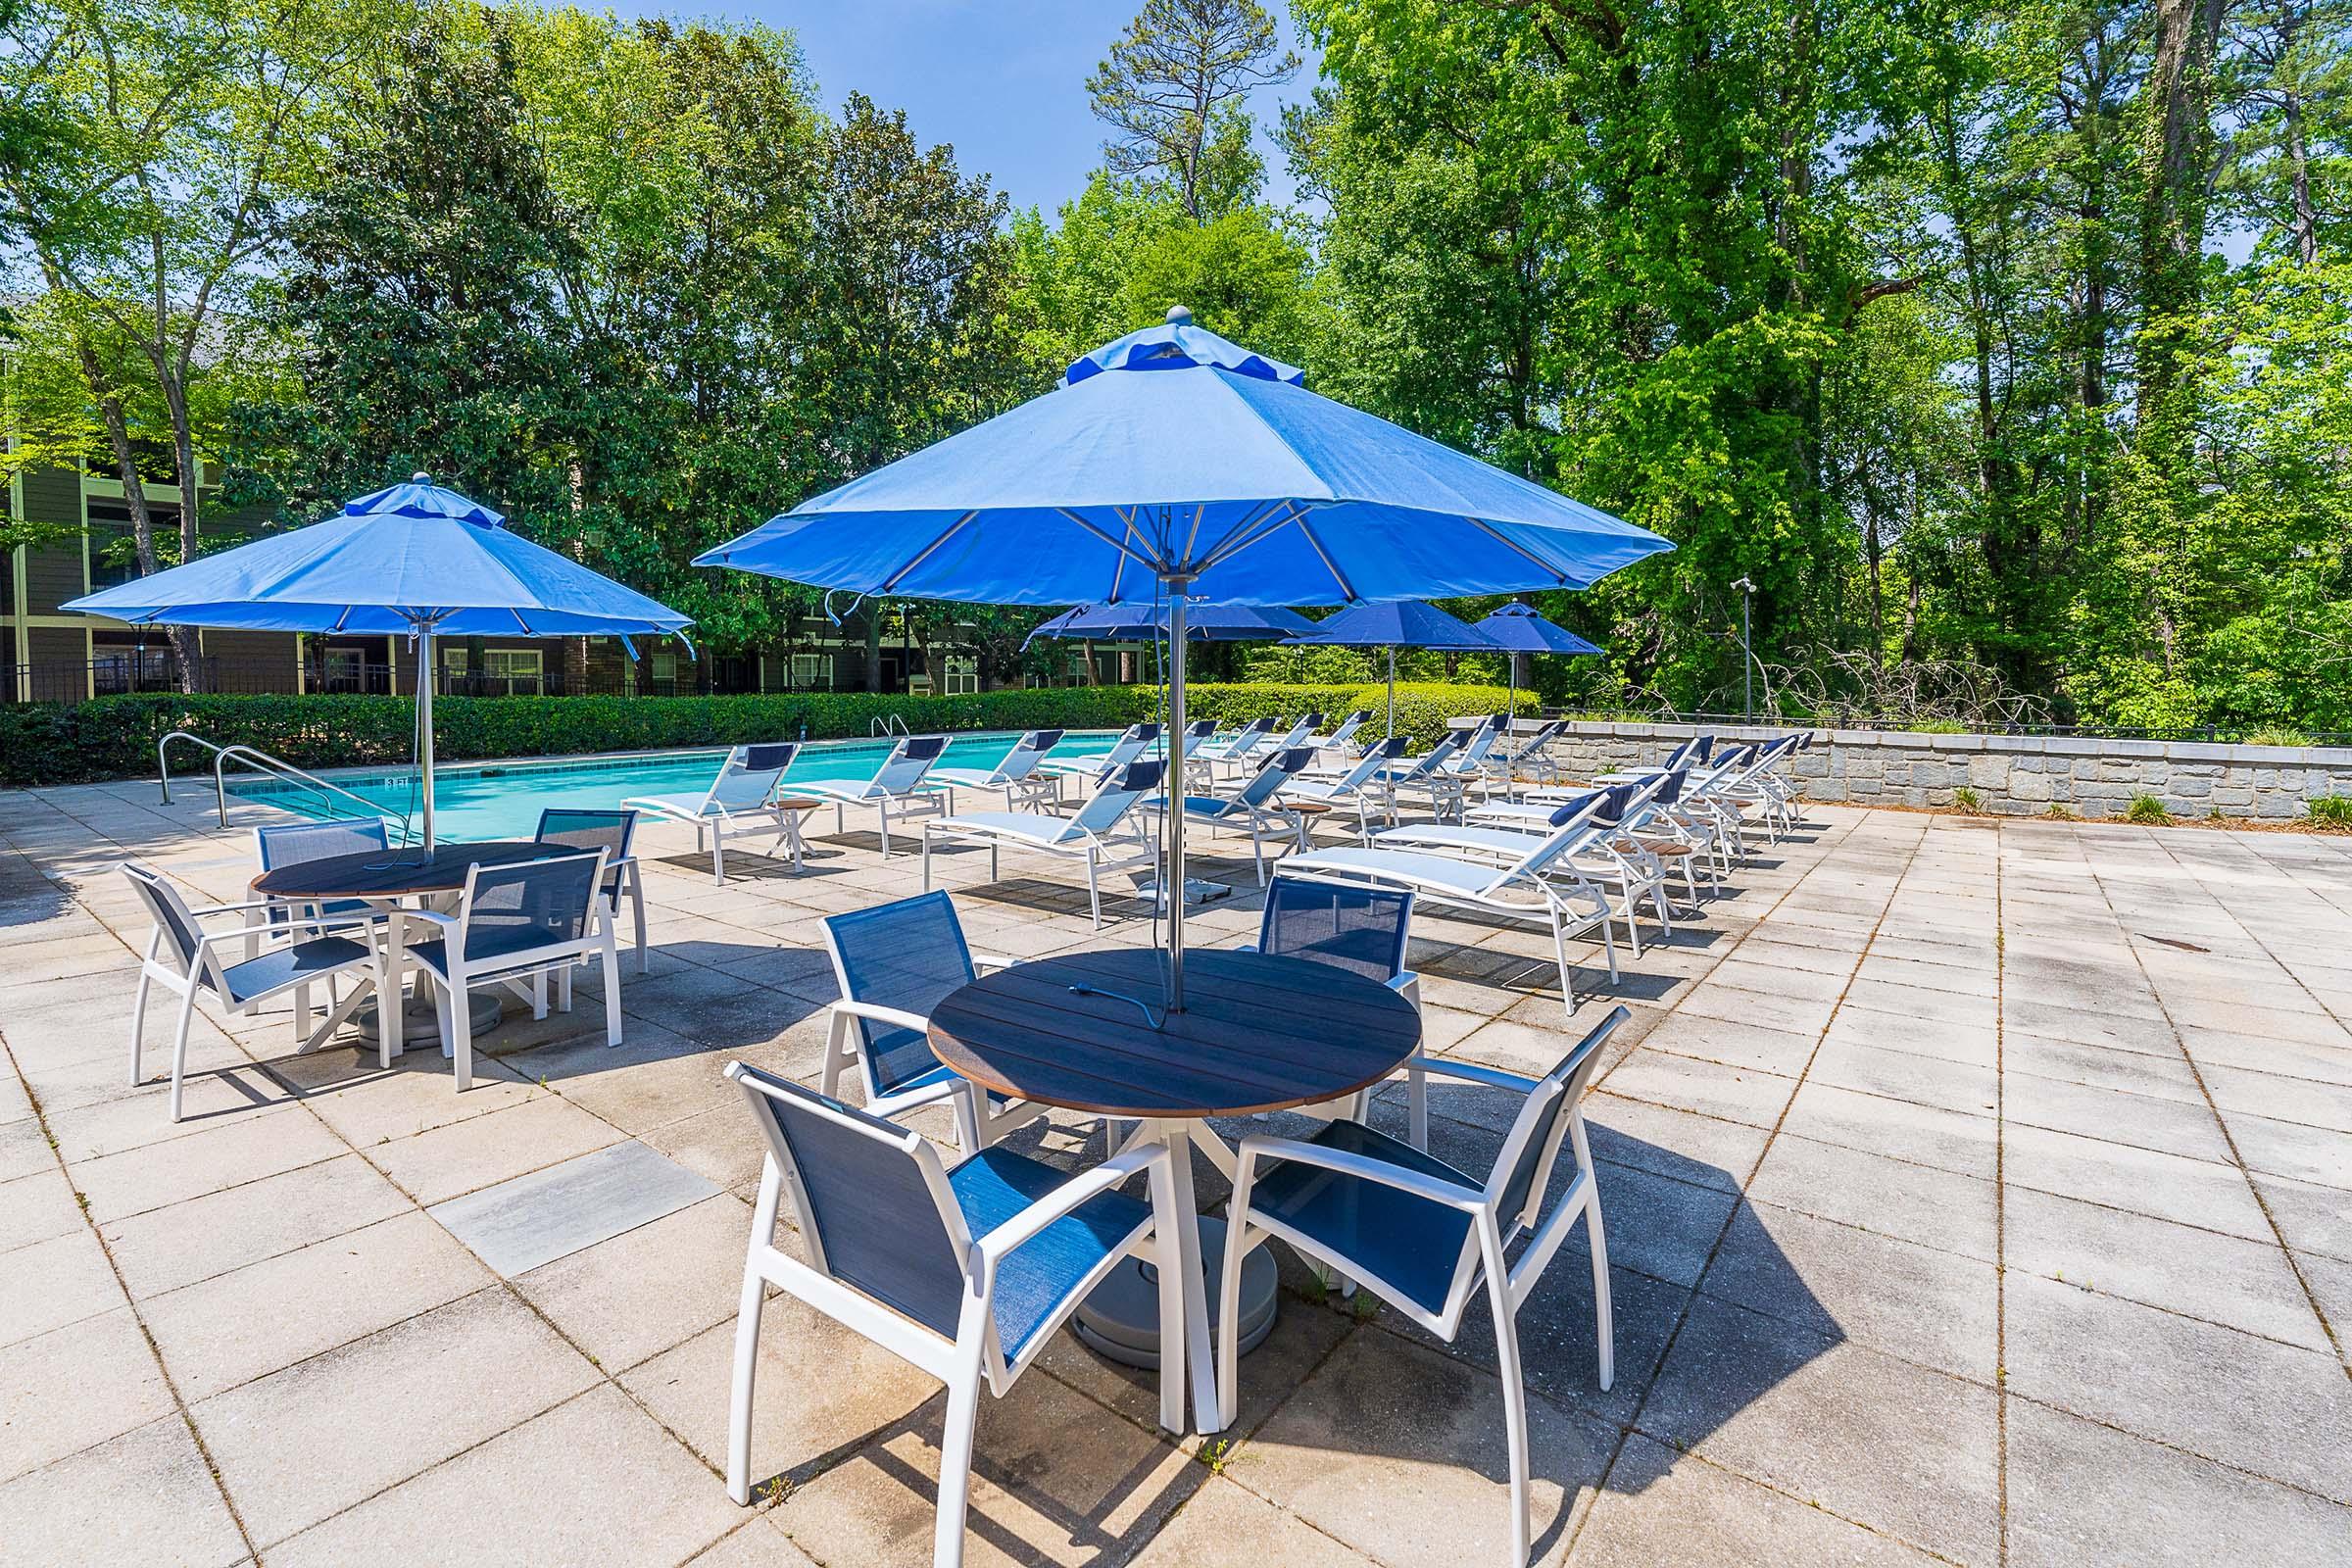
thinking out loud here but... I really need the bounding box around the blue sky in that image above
[603,1,1317,215]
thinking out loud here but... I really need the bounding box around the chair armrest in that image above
[969,953,1017,975]
[829,998,934,1035]
[1399,1054,1537,1094]
[972,1144,1168,1267]
[191,896,313,919]
[1234,1132,1487,1213]
[193,908,393,950]
[1386,969,1419,997]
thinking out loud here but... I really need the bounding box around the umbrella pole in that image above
[1386,648,1396,739]
[416,627,436,852]
[1164,589,1189,1012]
[1508,655,1518,727]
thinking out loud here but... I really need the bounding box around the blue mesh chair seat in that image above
[1238,878,1420,1128]
[401,850,623,1094]
[1218,1006,1632,1568]
[817,890,1055,1152]
[122,865,392,1122]
[1146,747,1317,886]
[724,1064,1186,1566]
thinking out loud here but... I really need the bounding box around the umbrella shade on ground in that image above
[697,308,1672,1009]
[1285,599,1505,737]
[66,475,693,850]
[1475,601,1605,720]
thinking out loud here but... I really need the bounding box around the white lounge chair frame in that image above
[621,743,806,883]
[920,760,1164,926]
[798,734,955,856]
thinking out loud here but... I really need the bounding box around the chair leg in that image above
[819,1009,852,1100]
[710,828,726,885]
[922,834,935,891]
[1214,1166,1258,1430]
[629,868,648,972]
[1586,1187,1615,1392]
[950,1084,983,1153]
[449,976,474,1093]
[1146,1144,1186,1436]
[167,984,199,1122]
[127,966,153,1086]
[1087,852,1102,929]
[727,1160,782,1505]
[530,969,549,1021]
[601,938,623,1048]
[933,1340,986,1568]
[1481,1227,1534,1568]
[1408,1058,1429,1150]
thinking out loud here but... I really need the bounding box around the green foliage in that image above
[0,681,1517,787]
[1951,786,1984,813]
[2305,796,2352,829]
[1085,0,1297,220]
[2126,795,2174,825]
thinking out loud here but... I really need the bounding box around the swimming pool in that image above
[229,730,1119,843]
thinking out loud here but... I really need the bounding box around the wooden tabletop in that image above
[249,840,560,900]
[771,796,826,811]
[929,948,1421,1119]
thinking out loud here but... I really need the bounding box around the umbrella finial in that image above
[412,471,431,484]
[1165,305,1193,325]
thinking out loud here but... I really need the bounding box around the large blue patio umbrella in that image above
[66,475,694,850]
[697,309,1672,1006]
[1476,601,1605,722]
[1284,599,1504,739]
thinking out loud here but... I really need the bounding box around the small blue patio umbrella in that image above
[66,475,694,850]
[1284,599,1504,739]
[1475,601,1605,722]
[698,308,1672,1007]
[1023,599,1315,651]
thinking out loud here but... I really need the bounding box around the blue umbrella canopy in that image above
[67,475,692,849]
[1284,600,1503,738]
[698,310,1671,1009]
[1475,601,1604,656]
[67,475,695,640]
[695,310,1671,604]
[1026,599,1316,648]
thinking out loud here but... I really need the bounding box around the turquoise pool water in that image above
[230,730,1117,842]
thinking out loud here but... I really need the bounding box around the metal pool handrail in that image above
[869,713,911,739]
[158,729,416,843]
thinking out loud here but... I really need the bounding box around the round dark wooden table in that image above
[931,947,1421,1433]
[250,840,562,1055]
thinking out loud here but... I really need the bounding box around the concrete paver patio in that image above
[3,772,2349,1566]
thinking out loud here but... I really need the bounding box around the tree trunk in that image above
[153,364,208,692]
[2134,0,2229,444]
[2283,88,2319,267]
[68,336,202,688]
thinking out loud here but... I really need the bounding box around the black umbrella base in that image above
[1073,1214,1279,1369]
[356,992,502,1045]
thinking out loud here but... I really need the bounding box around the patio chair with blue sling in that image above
[919,760,1164,929]
[1149,746,1317,886]
[1237,878,1419,1124]
[251,817,396,1041]
[535,807,648,973]
[1316,708,1375,759]
[1275,791,1621,1020]
[817,890,1060,1152]
[621,742,805,883]
[1034,720,1159,786]
[723,1063,1186,1568]
[123,864,392,1121]
[1438,777,1675,956]
[1216,1004,1631,1568]
[927,727,1066,814]
[797,734,954,856]
[400,850,622,1094]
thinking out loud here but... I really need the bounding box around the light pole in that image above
[1730,576,1755,720]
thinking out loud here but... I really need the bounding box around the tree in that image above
[1087,0,1297,220]
[0,0,371,688]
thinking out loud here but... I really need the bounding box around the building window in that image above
[790,653,832,689]
[941,656,979,696]
[441,646,543,695]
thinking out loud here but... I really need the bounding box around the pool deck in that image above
[2,773,2349,1565]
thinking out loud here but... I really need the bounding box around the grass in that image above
[2307,795,2352,830]
[1951,785,1984,813]
[2127,795,2173,825]
[1198,1439,1231,1474]
[2043,803,2079,820]
[2244,725,2313,748]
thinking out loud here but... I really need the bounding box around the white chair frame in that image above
[622,744,807,884]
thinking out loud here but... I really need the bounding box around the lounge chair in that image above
[1035,720,1160,785]
[1149,746,1318,886]
[928,728,1066,813]
[797,734,953,856]
[816,890,1051,1151]
[1437,777,1675,955]
[123,864,393,1121]
[402,851,623,1093]
[1274,792,1620,1018]
[622,743,806,883]
[1216,1006,1630,1568]
[920,760,1165,927]
[1316,709,1375,758]
[723,1063,1186,1567]
[1485,718,1567,791]
[1280,735,1410,844]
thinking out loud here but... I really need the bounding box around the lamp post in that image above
[1730,576,1755,720]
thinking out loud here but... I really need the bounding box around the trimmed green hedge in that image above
[0,680,1516,789]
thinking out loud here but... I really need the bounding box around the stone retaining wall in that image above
[1545,721,2352,821]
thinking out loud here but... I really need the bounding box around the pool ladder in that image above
[869,713,912,740]
[158,729,416,844]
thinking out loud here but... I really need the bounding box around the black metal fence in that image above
[4,657,828,705]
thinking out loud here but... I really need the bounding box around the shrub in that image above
[2244,725,2312,748]
[0,680,1516,789]
[2306,796,2352,830]
[2126,795,2172,825]
[1951,785,1984,813]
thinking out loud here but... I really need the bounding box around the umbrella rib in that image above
[1200,499,1309,573]
[1194,498,1289,570]
[1056,509,1166,574]
[880,511,981,594]
[1463,516,1577,587]
[1293,514,1357,601]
